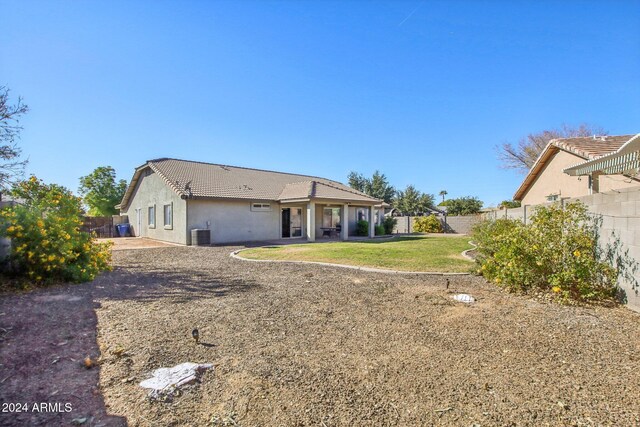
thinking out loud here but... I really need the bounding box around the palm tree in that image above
[439,190,448,203]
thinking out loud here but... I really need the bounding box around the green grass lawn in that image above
[240,235,474,273]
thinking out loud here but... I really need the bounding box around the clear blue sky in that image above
[1,0,638,207]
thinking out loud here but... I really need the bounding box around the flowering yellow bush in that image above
[472,202,638,303]
[413,214,443,233]
[0,176,112,284]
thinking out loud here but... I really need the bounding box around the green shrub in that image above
[383,216,397,234]
[0,176,113,285]
[413,214,443,233]
[472,202,638,303]
[374,224,385,236]
[356,220,369,236]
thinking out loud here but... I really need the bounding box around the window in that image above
[546,194,559,202]
[251,202,271,212]
[323,207,341,228]
[356,208,369,222]
[164,203,173,229]
[148,205,155,228]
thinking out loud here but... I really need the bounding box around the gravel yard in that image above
[1,245,640,426]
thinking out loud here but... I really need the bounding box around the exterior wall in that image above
[597,174,640,193]
[346,205,381,236]
[521,150,591,205]
[520,150,640,205]
[444,215,481,234]
[187,199,282,244]
[120,169,187,245]
[392,215,480,234]
[483,187,640,312]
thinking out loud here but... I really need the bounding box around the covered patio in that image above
[277,181,386,242]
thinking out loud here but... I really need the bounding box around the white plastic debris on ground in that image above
[139,362,213,400]
[453,294,475,303]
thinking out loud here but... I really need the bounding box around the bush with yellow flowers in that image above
[471,202,638,303]
[0,176,112,284]
[413,214,443,233]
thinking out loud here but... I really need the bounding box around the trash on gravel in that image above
[139,362,213,401]
[452,294,475,303]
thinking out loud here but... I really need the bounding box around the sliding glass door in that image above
[282,207,302,238]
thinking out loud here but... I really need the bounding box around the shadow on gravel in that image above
[0,257,258,426]
[92,265,260,304]
[0,285,128,427]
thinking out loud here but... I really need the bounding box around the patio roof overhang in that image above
[564,134,640,177]
[279,197,380,206]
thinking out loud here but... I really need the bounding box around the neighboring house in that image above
[514,134,640,205]
[118,158,384,245]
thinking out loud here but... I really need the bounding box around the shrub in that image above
[0,176,113,285]
[356,220,369,236]
[472,202,638,303]
[382,216,397,234]
[374,224,385,236]
[413,214,443,233]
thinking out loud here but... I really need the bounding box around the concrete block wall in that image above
[444,215,482,234]
[483,187,640,312]
[391,215,481,235]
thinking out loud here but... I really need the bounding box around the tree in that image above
[78,166,127,216]
[497,124,607,173]
[347,170,395,203]
[394,185,435,215]
[347,171,368,193]
[0,86,29,190]
[446,196,483,216]
[439,190,447,203]
[498,200,521,209]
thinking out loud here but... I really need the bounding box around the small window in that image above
[148,205,156,228]
[251,202,271,212]
[546,194,559,202]
[164,203,173,229]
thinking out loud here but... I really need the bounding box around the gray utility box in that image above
[191,229,211,246]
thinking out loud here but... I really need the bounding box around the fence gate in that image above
[81,216,114,238]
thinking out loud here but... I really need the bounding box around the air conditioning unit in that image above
[191,229,211,246]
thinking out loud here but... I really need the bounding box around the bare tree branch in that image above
[0,86,29,189]
[496,124,608,174]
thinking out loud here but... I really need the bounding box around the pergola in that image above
[564,134,640,177]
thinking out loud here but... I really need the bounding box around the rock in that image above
[139,362,214,400]
[453,294,475,303]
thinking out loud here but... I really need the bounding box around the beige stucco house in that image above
[514,134,640,205]
[118,158,385,245]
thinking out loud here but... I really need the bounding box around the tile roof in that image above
[120,158,380,209]
[553,135,636,160]
[513,134,637,201]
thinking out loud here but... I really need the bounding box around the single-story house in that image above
[118,158,385,245]
[513,134,640,205]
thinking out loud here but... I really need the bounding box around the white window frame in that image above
[163,203,173,229]
[251,202,272,212]
[148,205,156,229]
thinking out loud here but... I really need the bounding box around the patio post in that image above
[306,201,316,241]
[368,205,375,238]
[342,204,349,240]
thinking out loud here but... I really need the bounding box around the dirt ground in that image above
[98,237,178,251]
[1,245,639,426]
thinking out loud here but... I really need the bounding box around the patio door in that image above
[281,207,302,238]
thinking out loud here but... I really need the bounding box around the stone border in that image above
[230,247,471,276]
[461,241,478,261]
